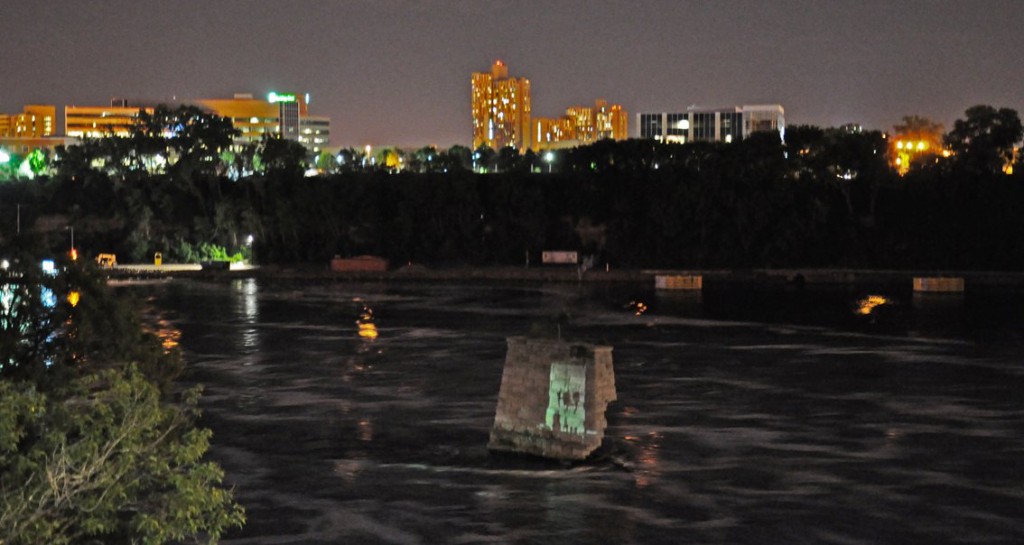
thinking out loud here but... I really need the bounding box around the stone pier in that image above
[489,337,616,461]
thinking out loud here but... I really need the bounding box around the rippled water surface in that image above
[148,280,1024,544]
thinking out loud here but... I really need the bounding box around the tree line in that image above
[1,104,1022,270]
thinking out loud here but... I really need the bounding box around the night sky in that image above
[3,0,1022,147]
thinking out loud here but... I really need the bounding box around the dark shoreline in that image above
[108,264,1024,291]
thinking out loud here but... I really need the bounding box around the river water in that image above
[145,279,1024,544]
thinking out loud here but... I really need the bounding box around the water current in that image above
[143,279,1024,544]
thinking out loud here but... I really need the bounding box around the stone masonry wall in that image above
[489,337,616,460]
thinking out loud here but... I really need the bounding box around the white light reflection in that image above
[233,278,260,357]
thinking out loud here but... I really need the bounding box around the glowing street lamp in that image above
[544,151,554,173]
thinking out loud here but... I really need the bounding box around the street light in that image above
[246,234,255,265]
[544,151,554,173]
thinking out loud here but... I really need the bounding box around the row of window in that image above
[640,112,754,142]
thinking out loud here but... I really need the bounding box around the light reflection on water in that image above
[233,278,259,357]
[152,317,181,353]
[153,281,1024,544]
[855,294,889,315]
[356,305,378,340]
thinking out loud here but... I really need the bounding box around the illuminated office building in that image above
[0,105,56,138]
[299,116,331,151]
[534,99,628,151]
[472,60,532,151]
[65,102,153,138]
[0,105,66,157]
[637,104,785,144]
[195,92,330,151]
[65,92,330,151]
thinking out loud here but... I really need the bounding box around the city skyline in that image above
[2,0,1022,147]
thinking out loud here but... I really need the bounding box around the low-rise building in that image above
[0,105,56,138]
[637,104,785,144]
[194,92,330,151]
[65,102,152,138]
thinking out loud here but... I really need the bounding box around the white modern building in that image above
[637,104,785,144]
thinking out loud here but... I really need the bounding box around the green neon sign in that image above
[268,92,296,103]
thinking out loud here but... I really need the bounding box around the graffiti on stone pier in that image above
[489,337,615,461]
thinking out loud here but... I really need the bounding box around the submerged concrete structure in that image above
[489,337,616,461]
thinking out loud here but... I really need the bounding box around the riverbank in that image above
[107,263,1024,290]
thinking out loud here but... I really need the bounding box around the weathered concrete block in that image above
[489,337,616,461]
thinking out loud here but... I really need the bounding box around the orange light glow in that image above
[357,306,378,340]
[67,290,80,307]
[358,322,378,339]
[856,295,889,315]
[626,300,648,316]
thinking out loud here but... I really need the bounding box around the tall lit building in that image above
[534,99,629,150]
[472,60,532,151]
[637,104,785,144]
[595,100,628,141]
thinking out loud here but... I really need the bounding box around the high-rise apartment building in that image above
[637,104,785,144]
[595,100,628,141]
[534,99,628,150]
[472,60,532,151]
